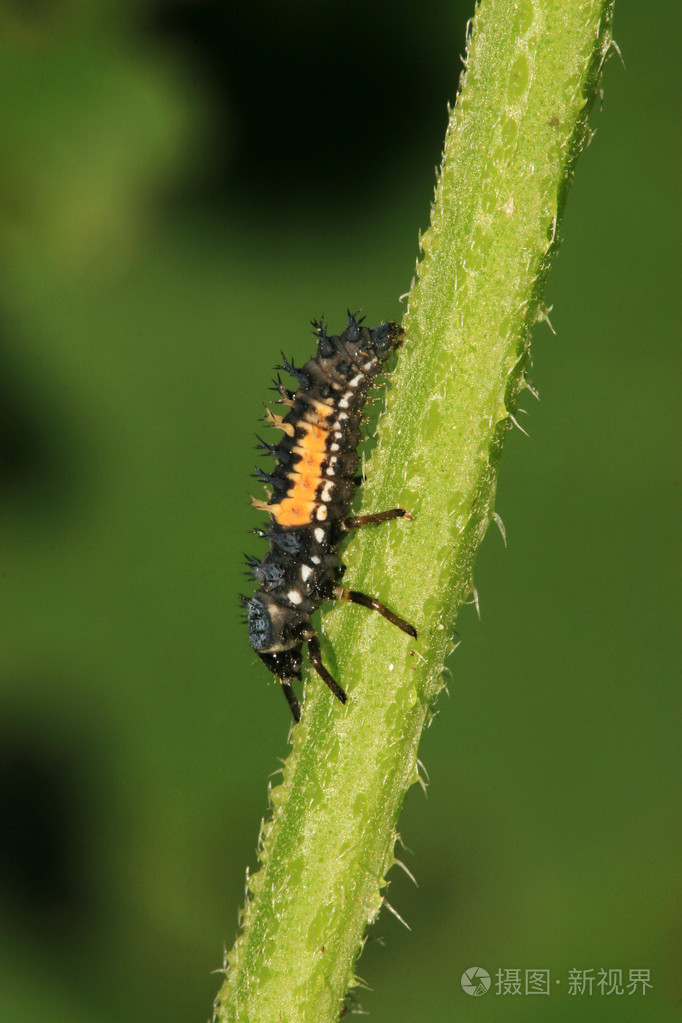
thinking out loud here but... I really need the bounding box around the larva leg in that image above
[307,633,348,706]
[344,508,411,529]
[281,681,301,723]
[334,586,418,638]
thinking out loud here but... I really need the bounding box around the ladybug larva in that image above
[242,312,417,721]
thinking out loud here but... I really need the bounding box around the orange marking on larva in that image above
[311,399,334,418]
[292,446,326,472]
[269,498,317,527]
[287,468,318,497]
[302,404,334,429]
[268,421,329,526]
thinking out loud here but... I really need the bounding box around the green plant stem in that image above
[215,2,614,1020]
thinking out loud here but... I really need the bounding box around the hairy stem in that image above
[215,1,614,1020]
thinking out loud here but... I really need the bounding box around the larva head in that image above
[245,591,309,681]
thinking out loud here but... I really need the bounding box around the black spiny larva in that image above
[243,312,417,722]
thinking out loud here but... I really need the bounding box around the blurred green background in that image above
[0,1,678,1021]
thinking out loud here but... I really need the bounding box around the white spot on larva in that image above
[314,528,325,543]
[321,481,334,501]
[287,589,303,605]
[331,442,340,451]
[316,505,328,521]
[350,374,363,387]
[363,361,373,371]
[300,564,313,582]
[337,412,348,421]
[339,396,350,409]
[325,466,335,476]
[310,554,321,564]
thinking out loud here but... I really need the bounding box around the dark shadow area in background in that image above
[0,318,90,518]
[0,714,99,939]
[0,362,51,495]
[147,0,469,211]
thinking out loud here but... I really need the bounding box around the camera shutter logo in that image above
[461,967,491,996]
